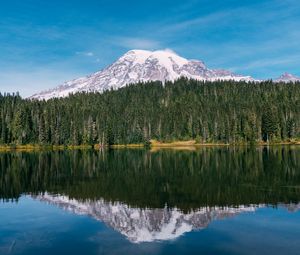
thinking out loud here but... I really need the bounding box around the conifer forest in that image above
[1,79,300,146]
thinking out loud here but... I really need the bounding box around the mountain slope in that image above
[29,49,253,100]
[275,72,300,83]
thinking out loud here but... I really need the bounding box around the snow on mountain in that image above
[274,72,300,83]
[34,193,259,243]
[29,49,254,100]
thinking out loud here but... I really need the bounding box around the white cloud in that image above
[76,51,94,57]
[242,55,300,70]
[111,37,161,50]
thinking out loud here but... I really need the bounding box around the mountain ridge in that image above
[29,49,252,100]
[29,49,299,100]
[275,72,300,82]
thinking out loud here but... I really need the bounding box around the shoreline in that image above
[0,140,300,152]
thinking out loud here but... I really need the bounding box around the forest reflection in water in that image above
[1,146,300,209]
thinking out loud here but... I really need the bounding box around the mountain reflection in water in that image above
[34,193,299,243]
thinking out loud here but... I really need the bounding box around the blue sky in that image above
[1,0,300,97]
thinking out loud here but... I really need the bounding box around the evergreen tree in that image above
[262,106,279,142]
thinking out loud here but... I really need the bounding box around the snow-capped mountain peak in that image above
[29,49,254,100]
[121,49,190,67]
[275,72,300,82]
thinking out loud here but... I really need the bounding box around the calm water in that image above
[0,147,300,255]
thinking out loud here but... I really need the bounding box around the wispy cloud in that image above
[240,55,300,70]
[110,36,161,50]
[76,51,94,57]
[160,10,233,34]
[158,0,300,35]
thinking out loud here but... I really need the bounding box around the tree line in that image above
[0,78,300,146]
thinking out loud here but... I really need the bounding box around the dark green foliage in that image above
[261,105,279,141]
[1,79,300,145]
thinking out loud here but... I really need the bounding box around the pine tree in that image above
[262,106,279,142]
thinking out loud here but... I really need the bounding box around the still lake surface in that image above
[0,146,300,255]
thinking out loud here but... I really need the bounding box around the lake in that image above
[0,146,300,254]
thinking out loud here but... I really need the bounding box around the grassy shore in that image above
[94,143,144,149]
[150,139,229,147]
[0,139,299,152]
[0,144,93,152]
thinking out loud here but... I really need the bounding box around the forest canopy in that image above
[0,78,300,146]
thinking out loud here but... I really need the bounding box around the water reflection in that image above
[33,193,299,243]
[1,146,300,243]
[32,193,287,243]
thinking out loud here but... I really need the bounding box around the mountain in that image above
[275,72,300,83]
[29,49,254,100]
[34,193,258,243]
